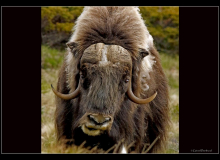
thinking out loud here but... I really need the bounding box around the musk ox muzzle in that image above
[79,113,113,136]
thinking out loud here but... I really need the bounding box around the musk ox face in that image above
[51,42,157,137]
[78,43,132,136]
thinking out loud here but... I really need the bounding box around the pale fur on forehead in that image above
[66,6,155,90]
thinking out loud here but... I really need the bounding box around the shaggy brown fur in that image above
[54,6,170,153]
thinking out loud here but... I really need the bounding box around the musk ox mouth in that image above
[79,113,113,136]
[81,124,106,136]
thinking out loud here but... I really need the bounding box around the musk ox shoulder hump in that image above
[69,6,154,55]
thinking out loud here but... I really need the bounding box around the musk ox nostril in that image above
[88,114,111,125]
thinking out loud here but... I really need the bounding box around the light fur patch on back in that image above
[142,83,149,91]
[65,48,78,91]
[146,35,154,50]
[141,54,156,80]
[65,50,73,89]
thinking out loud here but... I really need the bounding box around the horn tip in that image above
[153,92,157,98]
[51,84,55,90]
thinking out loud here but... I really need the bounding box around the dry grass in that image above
[41,45,179,153]
[42,137,162,154]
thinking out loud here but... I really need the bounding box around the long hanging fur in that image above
[55,6,170,153]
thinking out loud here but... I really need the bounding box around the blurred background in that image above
[41,7,179,55]
[41,6,179,153]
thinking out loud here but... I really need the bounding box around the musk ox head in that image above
[52,42,156,136]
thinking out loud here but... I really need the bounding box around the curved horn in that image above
[51,84,80,100]
[127,82,157,104]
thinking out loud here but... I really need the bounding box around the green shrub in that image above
[41,7,84,48]
[139,7,179,55]
[41,7,83,33]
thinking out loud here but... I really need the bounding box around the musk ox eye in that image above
[80,66,87,78]
[80,71,86,78]
[80,74,85,78]
[83,78,91,89]
[125,79,129,83]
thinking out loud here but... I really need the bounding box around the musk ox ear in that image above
[66,41,77,50]
[66,42,78,56]
[139,48,149,59]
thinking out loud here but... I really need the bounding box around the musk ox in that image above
[51,6,170,153]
